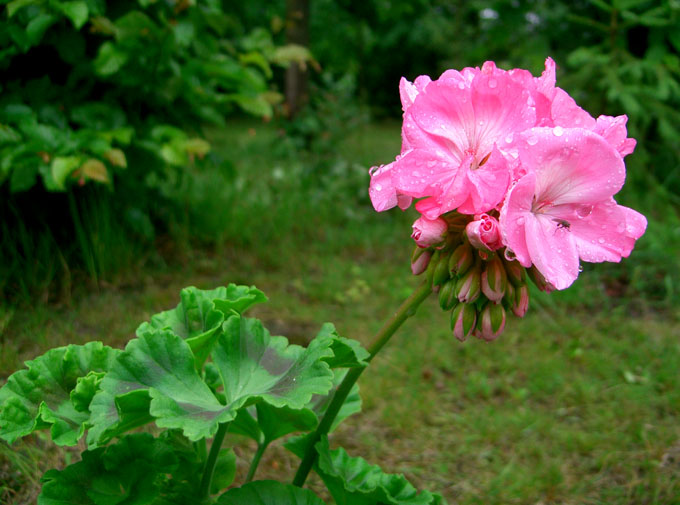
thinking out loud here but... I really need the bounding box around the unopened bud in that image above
[455,261,481,303]
[481,254,507,302]
[412,216,448,249]
[476,302,506,341]
[451,302,477,341]
[512,284,529,317]
[432,251,451,286]
[448,242,474,277]
[465,213,502,252]
[438,279,457,311]
[411,247,432,276]
[425,250,440,286]
[527,265,555,293]
[502,256,526,287]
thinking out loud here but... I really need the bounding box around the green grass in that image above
[1,119,679,504]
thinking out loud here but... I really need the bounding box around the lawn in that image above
[1,120,679,505]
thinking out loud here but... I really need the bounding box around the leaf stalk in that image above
[199,422,230,499]
[292,280,432,487]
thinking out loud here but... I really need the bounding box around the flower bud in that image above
[448,242,474,277]
[481,254,507,303]
[411,247,432,275]
[438,279,457,311]
[527,265,555,293]
[432,250,451,286]
[455,261,481,303]
[451,302,477,341]
[502,256,526,287]
[476,302,506,341]
[466,213,502,252]
[412,216,448,249]
[512,284,529,317]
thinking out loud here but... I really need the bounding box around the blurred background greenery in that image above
[1,1,679,504]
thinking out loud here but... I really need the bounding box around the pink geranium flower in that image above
[500,127,647,290]
[370,62,536,217]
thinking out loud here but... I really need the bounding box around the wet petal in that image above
[571,199,647,263]
[525,213,580,290]
[499,172,536,267]
[518,127,626,206]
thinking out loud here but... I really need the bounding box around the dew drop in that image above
[427,160,437,168]
[516,217,525,225]
[553,126,564,137]
[526,135,538,146]
[488,78,498,89]
[374,183,382,191]
[505,133,514,144]
[576,204,593,218]
[598,237,605,244]
[458,82,465,90]
[616,222,625,232]
[578,265,583,272]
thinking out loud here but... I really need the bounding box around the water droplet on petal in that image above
[576,204,593,218]
[553,126,564,137]
[458,82,465,90]
[374,183,382,191]
[505,133,514,144]
[616,222,625,232]
[578,265,583,272]
[516,217,525,225]
[598,237,605,244]
[488,78,497,88]
[526,135,538,146]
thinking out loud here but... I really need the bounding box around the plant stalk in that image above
[292,280,432,487]
[245,441,269,483]
[199,422,230,499]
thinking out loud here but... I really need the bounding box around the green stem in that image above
[199,422,230,500]
[245,441,268,483]
[292,280,432,487]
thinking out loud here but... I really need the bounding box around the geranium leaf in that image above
[213,316,335,414]
[90,315,334,444]
[87,389,152,448]
[39,433,177,505]
[0,342,119,446]
[217,480,326,505]
[92,328,229,442]
[313,437,446,505]
[315,323,370,369]
[138,285,267,368]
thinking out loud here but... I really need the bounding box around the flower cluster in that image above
[370,58,647,340]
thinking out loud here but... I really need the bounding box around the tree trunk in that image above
[285,0,310,118]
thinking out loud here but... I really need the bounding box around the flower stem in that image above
[292,280,432,487]
[199,422,230,500]
[245,441,268,483]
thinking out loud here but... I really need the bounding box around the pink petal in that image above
[456,146,510,214]
[524,213,580,290]
[368,162,399,212]
[499,172,536,267]
[594,115,636,157]
[390,148,459,202]
[399,75,432,112]
[570,199,647,263]
[550,88,596,129]
[518,127,626,206]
